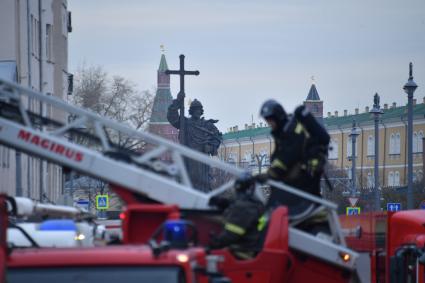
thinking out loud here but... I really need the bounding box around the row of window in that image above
[328,131,424,159]
[31,15,53,61]
[227,150,270,166]
[31,6,72,63]
[367,171,402,187]
[355,169,422,187]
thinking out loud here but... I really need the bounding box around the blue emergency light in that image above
[164,220,189,248]
[39,219,77,231]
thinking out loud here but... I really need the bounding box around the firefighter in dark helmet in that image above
[255,99,330,222]
[208,173,265,259]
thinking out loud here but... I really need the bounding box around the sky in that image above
[68,0,425,133]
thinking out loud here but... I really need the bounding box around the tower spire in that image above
[149,52,177,138]
[303,77,323,122]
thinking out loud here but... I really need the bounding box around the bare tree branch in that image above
[71,65,154,151]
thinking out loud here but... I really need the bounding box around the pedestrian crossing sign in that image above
[346,207,361,215]
[96,195,109,210]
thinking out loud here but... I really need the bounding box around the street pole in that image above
[370,93,383,211]
[349,121,360,198]
[403,62,418,209]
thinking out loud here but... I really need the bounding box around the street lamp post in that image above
[403,63,418,209]
[370,93,383,211]
[349,120,360,198]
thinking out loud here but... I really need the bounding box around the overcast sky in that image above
[68,0,425,132]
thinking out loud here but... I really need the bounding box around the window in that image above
[413,132,418,152]
[417,170,423,182]
[415,131,423,153]
[394,171,400,186]
[367,135,374,156]
[1,146,10,168]
[329,139,338,160]
[31,15,35,53]
[389,132,401,154]
[6,147,10,168]
[46,93,52,118]
[395,133,401,154]
[46,24,53,61]
[346,166,352,180]
[388,171,394,187]
[389,134,395,154]
[243,151,252,163]
[227,153,237,163]
[31,16,40,57]
[61,5,68,36]
[367,172,374,188]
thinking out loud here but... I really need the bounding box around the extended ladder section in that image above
[0,78,359,273]
[0,78,243,209]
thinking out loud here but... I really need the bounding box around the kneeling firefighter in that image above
[208,175,266,259]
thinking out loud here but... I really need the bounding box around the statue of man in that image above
[167,92,222,191]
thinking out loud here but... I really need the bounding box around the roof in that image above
[223,103,425,140]
[324,103,425,129]
[306,83,320,101]
[223,126,271,140]
[149,88,173,123]
[158,54,168,72]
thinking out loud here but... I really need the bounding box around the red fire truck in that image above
[0,77,365,282]
[340,210,425,283]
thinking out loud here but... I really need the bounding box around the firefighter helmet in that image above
[260,99,287,123]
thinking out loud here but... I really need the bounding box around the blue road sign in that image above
[386,203,401,212]
[75,199,89,211]
[346,207,361,215]
[96,195,109,210]
[420,200,425,209]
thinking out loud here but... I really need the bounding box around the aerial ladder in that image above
[0,77,363,281]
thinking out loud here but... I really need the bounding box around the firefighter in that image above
[208,174,266,259]
[254,99,330,223]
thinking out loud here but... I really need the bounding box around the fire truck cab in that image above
[1,194,361,283]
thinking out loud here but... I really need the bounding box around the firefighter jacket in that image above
[265,106,330,216]
[210,193,265,255]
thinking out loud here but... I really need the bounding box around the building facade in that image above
[0,0,72,202]
[219,83,425,191]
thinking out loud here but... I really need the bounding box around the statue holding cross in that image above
[166,55,222,191]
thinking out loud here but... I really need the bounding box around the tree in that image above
[71,65,154,151]
[322,164,351,214]
[67,65,154,208]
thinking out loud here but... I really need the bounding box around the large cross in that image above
[166,54,200,144]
